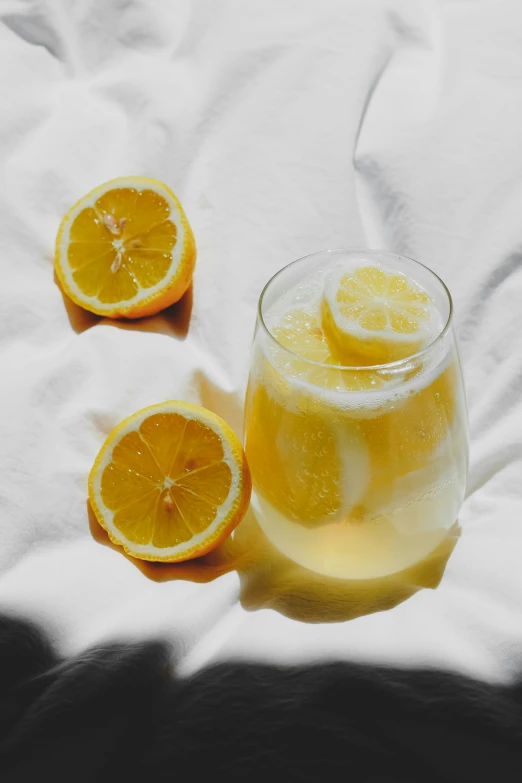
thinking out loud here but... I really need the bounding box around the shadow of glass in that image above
[234,509,460,623]
[88,500,458,623]
[55,270,193,338]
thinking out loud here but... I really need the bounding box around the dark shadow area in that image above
[100,284,193,339]
[0,612,521,782]
[54,270,101,333]
[88,500,459,624]
[56,271,193,338]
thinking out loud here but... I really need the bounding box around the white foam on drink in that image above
[264,266,328,332]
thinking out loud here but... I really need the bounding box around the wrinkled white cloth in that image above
[1,0,521,684]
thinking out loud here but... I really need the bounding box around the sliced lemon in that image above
[245,381,370,527]
[322,260,440,364]
[270,309,383,392]
[55,177,196,318]
[89,401,251,562]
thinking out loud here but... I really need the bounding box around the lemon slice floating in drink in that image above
[245,382,370,527]
[270,310,384,392]
[322,259,440,365]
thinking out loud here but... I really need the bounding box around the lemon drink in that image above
[244,250,468,580]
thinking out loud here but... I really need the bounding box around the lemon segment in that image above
[55,177,196,319]
[322,260,440,365]
[245,381,370,527]
[89,401,251,562]
[270,309,384,392]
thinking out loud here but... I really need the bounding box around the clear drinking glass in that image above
[244,249,469,580]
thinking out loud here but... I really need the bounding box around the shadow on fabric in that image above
[55,271,193,338]
[89,502,459,623]
[54,270,101,333]
[0,612,520,782]
[234,510,460,623]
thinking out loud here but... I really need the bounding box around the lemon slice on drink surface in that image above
[322,260,440,365]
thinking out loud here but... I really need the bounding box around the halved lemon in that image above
[55,177,196,318]
[89,402,251,562]
[322,260,440,364]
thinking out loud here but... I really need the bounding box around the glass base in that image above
[251,491,458,581]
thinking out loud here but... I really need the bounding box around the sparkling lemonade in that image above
[244,250,468,579]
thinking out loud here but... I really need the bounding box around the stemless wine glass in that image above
[244,249,469,580]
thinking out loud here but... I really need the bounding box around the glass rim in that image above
[258,248,454,372]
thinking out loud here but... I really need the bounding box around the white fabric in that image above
[1,0,521,684]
